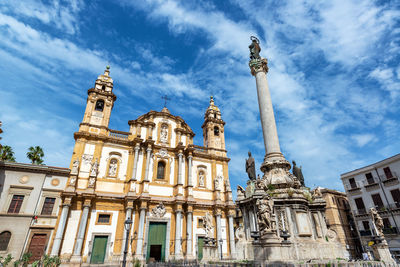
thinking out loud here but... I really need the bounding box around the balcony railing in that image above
[359,230,372,236]
[387,202,400,210]
[363,177,379,187]
[382,171,399,183]
[344,181,362,191]
[383,227,398,235]
[355,209,368,216]
[109,129,129,140]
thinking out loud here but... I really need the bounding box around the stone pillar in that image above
[228,213,236,258]
[187,155,193,186]
[249,58,280,156]
[174,207,183,257]
[177,152,183,185]
[132,144,140,180]
[216,212,222,259]
[248,209,256,232]
[72,199,91,259]
[186,207,193,257]
[144,146,152,181]
[135,203,147,259]
[50,199,71,256]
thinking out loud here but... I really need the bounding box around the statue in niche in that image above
[292,160,305,186]
[249,36,261,60]
[71,159,79,174]
[224,178,231,191]
[160,124,168,143]
[108,159,118,176]
[215,174,223,190]
[151,203,166,218]
[256,195,273,234]
[88,177,96,188]
[203,212,214,238]
[90,159,98,177]
[198,170,205,187]
[69,176,76,186]
[370,207,384,237]
[245,151,256,180]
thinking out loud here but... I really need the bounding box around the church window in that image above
[156,161,166,180]
[97,213,112,225]
[95,100,104,111]
[108,158,118,177]
[214,126,219,136]
[0,231,11,251]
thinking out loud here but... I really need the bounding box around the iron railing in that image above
[109,129,129,139]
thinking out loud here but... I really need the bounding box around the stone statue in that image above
[370,207,384,237]
[203,212,214,238]
[108,159,118,176]
[249,36,261,60]
[224,178,231,191]
[71,159,79,174]
[160,124,168,143]
[312,187,323,199]
[245,151,256,180]
[237,185,245,199]
[198,171,205,187]
[69,176,76,186]
[256,196,273,234]
[151,203,166,218]
[88,177,96,188]
[90,159,98,177]
[292,160,305,186]
[214,175,222,190]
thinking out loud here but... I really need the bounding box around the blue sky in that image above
[0,0,399,194]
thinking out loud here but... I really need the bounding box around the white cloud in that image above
[351,134,376,147]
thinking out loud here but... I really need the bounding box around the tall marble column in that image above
[72,199,91,258]
[186,208,193,257]
[228,213,236,258]
[187,155,193,186]
[132,144,140,180]
[248,37,292,187]
[174,207,183,257]
[177,152,183,185]
[144,146,152,181]
[216,213,222,259]
[50,199,71,256]
[135,203,147,259]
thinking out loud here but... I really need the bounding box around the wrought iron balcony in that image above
[344,182,361,192]
[383,227,398,235]
[363,177,379,188]
[382,171,399,184]
[359,230,372,236]
[355,209,368,216]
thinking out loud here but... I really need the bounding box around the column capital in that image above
[249,58,268,76]
[175,203,183,212]
[140,201,148,210]
[83,198,92,208]
[187,205,193,213]
[62,197,73,206]
[134,144,141,151]
[227,210,235,217]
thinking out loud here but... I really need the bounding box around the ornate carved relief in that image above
[71,159,80,175]
[203,212,214,238]
[151,203,166,218]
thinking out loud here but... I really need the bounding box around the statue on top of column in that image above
[292,160,305,186]
[370,207,384,237]
[249,36,261,60]
[245,151,256,180]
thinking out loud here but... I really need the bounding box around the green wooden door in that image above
[197,236,204,260]
[90,236,108,264]
[146,222,167,262]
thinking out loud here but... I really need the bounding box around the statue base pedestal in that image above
[372,243,395,263]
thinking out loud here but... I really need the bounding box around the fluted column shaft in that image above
[51,203,70,256]
[174,210,182,256]
[187,155,193,186]
[177,153,183,185]
[252,62,281,155]
[136,207,146,257]
[132,145,140,180]
[144,147,152,181]
[73,204,90,256]
[228,215,236,258]
[186,211,193,256]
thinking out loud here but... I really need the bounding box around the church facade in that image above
[49,67,235,265]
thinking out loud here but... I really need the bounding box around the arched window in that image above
[214,126,219,136]
[0,231,11,251]
[95,100,104,112]
[108,158,118,177]
[101,85,105,90]
[156,161,166,180]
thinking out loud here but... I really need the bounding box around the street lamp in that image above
[219,238,223,260]
[122,219,132,267]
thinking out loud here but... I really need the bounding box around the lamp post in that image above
[122,219,132,267]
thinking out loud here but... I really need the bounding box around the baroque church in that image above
[48,67,236,265]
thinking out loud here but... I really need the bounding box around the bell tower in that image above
[80,66,116,132]
[202,96,226,150]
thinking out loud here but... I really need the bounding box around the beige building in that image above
[49,67,235,265]
[0,162,69,262]
[319,188,362,259]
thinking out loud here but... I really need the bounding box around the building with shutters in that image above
[0,162,69,263]
[48,67,236,265]
[341,153,400,260]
